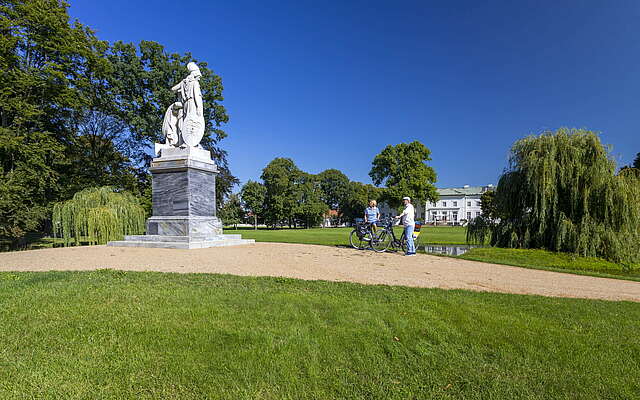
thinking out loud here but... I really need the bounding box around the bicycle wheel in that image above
[371,230,392,252]
[349,229,367,250]
[401,233,420,253]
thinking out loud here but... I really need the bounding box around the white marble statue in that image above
[171,62,205,147]
[161,101,183,147]
[157,62,206,155]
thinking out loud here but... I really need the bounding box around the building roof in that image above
[437,186,492,196]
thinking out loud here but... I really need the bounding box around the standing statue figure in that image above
[171,62,205,147]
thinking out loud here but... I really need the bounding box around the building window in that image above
[442,201,447,207]
[453,201,457,207]
[467,201,471,207]
[476,201,481,206]
[453,212,458,221]
[467,211,471,219]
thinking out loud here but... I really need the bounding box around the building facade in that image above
[425,185,493,224]
[377,185,494,225]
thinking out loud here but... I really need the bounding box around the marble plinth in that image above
[107,234,254,249]
[108,146,253,249]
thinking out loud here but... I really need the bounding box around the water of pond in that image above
[421,243,484,256]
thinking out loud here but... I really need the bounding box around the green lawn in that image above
[460,247,640,281]
[0,270,638,399]
[223,226,468,246]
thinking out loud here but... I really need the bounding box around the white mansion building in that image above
[378,185,494,225]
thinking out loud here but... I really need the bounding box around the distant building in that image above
[321,209,343,227]
[426,185,494,225]
[377,184,494,225]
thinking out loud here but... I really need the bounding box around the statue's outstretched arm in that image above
[171,82,181,91]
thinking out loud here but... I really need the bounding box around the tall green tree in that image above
[293,173,329,228]
[479,190,498,221]
[218,193,243,229]
[261,158,302,227]
[316,168,352,224]
[369,141,438,209]
[634,152,640,170]
[341,182,382,223]
[0,1,239,244]
[317,169,351,210]
[240,180,266,230]
[0,0,96,241]
[469,128,640,263]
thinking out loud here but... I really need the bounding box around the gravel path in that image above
[1,242,638,302]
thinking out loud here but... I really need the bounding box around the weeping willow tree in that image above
[468,128,640,264]
[52,187,146,246]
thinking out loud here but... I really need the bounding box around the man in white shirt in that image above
[395,196,416,256]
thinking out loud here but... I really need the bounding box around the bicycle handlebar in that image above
[380,217,401,227]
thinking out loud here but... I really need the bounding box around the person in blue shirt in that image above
[364,200,380,233]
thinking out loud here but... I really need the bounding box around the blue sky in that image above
[68,0,640,189]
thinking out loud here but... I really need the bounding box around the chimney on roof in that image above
[482,184,495,192]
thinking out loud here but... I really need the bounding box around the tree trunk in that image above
[254,214,257,230]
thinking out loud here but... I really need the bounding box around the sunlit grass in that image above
[1,270,638,399]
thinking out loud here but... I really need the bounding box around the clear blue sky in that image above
[68,0,640,189]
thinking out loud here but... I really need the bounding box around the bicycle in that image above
[349,218,377,250]
[371,218,423,253]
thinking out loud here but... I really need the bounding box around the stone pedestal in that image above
[108,147,253,249]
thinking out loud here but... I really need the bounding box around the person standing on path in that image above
[395,196,416,256]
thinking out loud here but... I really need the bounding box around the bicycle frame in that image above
[378,219,406,250]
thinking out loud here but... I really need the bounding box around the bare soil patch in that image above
[1,242,638,302]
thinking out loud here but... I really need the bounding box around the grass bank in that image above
[223,226,468,246]
[0,270,638,399]
[460,247,640,281]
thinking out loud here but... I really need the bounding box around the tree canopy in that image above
[293,173,329,228]
[369,141,438,209]
[340,181,382,223]
[0,0,237,243]
[317,169,351,210]
[468,128,640,264]
[240,180,266,230]
[0,0,93,240]
[260,158,304,227]
[218,193,243,229]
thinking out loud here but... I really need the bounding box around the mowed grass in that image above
[1,270,639,399]
[223,226,468,246]
[460,247,640,281]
